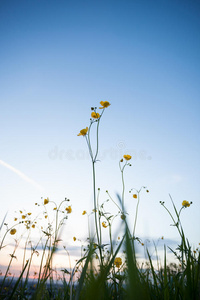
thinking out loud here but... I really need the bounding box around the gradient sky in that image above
[0,0,200,273]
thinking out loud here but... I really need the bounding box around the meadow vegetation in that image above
[0,101,199,299]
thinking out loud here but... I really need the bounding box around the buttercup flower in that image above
[133,194,137,199]
[28,212,32,215]
[32,224,35,228]
[10,229,17,235]
[182,200,190,208]
[91,112,100,119]
[77,127,88,136]
[22,215,26,219]
[99,101,111,109]
[66,206,72,214]
[14,218,17,221]
[102,221,107,228]
[114,257,122,268]
[123,155,132,161]
[44,198,49,205]
[73,237,76,241]
[82,210,87,215]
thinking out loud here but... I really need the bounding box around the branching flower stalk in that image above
[119,155,132,213]
[77,101,110,263]
[130,186,147,238]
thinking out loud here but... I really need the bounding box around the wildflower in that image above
[141,243,144,246]
[14,218,17,221]
[22,215,26,219]
[77,127,88,136]
[45,215,48,219]
[146,190,149,193]
[99,101,111,109]
[66,206,72,214]
[120,159,123,162]
[32,224,35,228]
[27,212,32,215]
[53,207,57,210]
[44,198,49,205]
[133,194,137,199]
[19,210,22,213]
[114,257,122,268]
[182,200,190,208]
[161,236,164,240]
[82,210,87,215]
[10,229,17,235]
[123,154,132,161]
[102,222,107,228]
[91,112,100,119]
[35,203,37,205]
[73,237,76,241]
[118,236,120,240]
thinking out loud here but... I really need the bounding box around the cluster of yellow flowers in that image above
[77,101,111,136]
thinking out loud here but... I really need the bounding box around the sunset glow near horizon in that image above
[0,0,200,276]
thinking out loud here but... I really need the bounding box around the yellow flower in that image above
[32,224,35,228]
[22,215,26,219]
[10,229,17,235]
[73,237,76,241]
[66,206,72,214]
[82,210,87,215]
[14,218,17,221]
[182,200,190,208]
[53,207,57,210]
[146,190,149,193]
[45,215,48,219]
[27,212,32,215]
[19,210,22,214]
[102,221,107,228]
[99,101,111,109]
[133,194,137,199]
[114,257,122,268]
[77,127,88,136]
[123,154,132,161]
[44,198,49,205]
[91,112,100,119]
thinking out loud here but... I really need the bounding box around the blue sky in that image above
[0,0,200,272]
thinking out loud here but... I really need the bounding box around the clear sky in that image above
[0,0,200,274]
